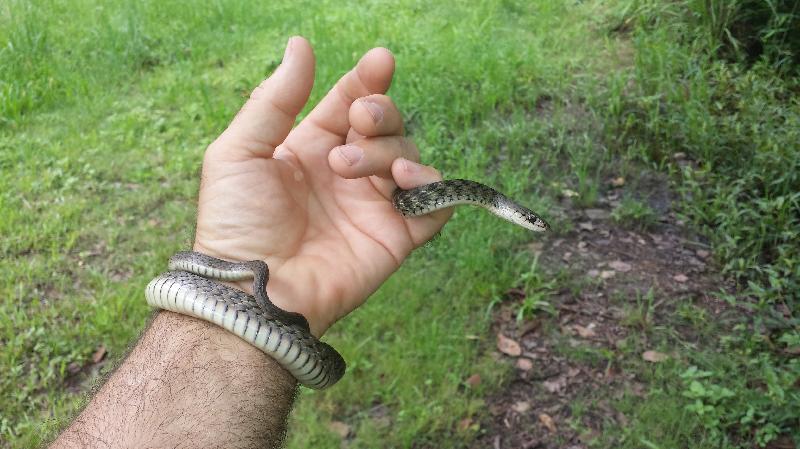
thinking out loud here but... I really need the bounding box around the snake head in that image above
[522,210,550,232]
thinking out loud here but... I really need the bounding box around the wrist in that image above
[191,241,329,337]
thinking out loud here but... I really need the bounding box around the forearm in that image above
[51,311,297,449]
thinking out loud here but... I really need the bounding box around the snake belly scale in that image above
[145,179,548,389]
[145,252,346,389]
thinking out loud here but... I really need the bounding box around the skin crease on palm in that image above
[193,36,452,337]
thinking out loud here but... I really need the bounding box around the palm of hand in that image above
[197,143,413,334]
[194,39,448,335]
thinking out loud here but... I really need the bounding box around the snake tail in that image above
[392,179,549,232]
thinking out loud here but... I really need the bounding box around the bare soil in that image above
[469,171,737,449]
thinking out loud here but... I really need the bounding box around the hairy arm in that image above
[50,311,296,449]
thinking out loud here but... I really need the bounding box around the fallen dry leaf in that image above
[600,270,616,279]
[578,222,594,231]
[561,188,579,198]
[610,176,625,187]
[608,260,632,272]
[542,376,566,394]
[465,374,481,387]
[673,274,689,283]
[511,401,531,413]
[573,324,597,338]
[328,421,352,438]
[538,413,557,433]
[642,350,669,363]
[516,358,534,371]
[696,249,710,259]
[458,417,474,431]
[497,333,522,357]
[92,345,107,364]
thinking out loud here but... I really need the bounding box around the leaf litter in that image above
[466,169,737,449]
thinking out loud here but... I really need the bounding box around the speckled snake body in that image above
[145,179,548,389]
[392,179,549,232]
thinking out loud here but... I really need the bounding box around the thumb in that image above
[212,36,316,159]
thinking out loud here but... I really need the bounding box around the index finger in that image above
[292,48,395,144]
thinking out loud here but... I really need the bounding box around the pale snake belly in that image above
[145,179,549,389]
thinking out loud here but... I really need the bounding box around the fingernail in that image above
[283,37,294,62]
[361,100,384,124]
[401,157,421,173]
[336,145,364,166]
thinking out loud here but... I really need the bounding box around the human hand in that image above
[193,37,451,336]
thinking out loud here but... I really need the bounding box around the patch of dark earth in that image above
[467,169,751,449]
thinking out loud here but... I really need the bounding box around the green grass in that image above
[2,0,798,448]
[592,1,800,447]
[611,197,658,230]
[0,1,615,447]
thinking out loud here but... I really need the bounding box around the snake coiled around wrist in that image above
[145,179,548,389]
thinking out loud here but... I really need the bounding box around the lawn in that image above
[2,0,798,448]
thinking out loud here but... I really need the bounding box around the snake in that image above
[145,179,548,389]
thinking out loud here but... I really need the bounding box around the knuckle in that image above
[249,87,260,100]
[337,79,358,107]
[249,82,267,101]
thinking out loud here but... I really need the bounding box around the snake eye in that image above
[525,212,549,231]
[537,217,550,230]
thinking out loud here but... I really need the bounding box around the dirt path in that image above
[470,170,734,448]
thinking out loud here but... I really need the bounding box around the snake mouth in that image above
[530,213,551,232]
[518,214,549,232]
